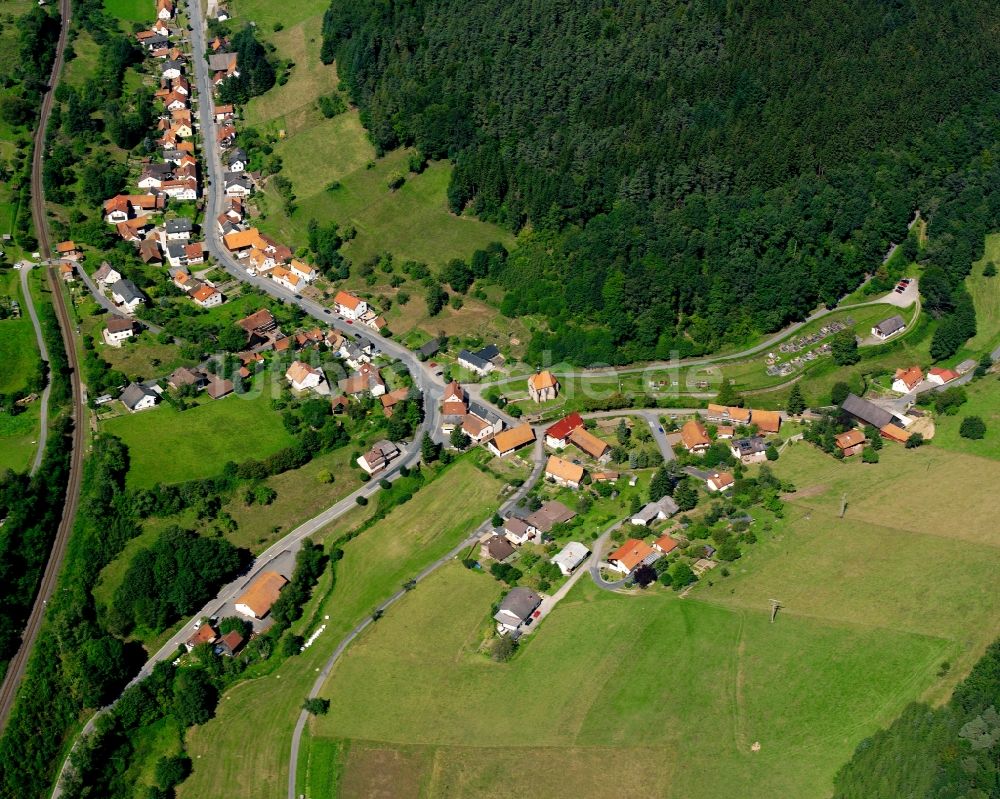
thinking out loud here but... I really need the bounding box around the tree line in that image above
[321,0,1000,364]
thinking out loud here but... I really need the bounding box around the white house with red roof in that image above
[334,290,367,320]
[544,412,584,449]
[891,366,924,394]
[926,367,960,386]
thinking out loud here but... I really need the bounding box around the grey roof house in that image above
[630,495,680,526]
[841,393,894,429]
[166,217,193,236]
[872,315,906,339]
[493,587,542,635]
[120,382,159,412]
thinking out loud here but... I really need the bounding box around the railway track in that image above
[0,0,85,731]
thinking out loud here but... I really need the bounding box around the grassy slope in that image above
[288,415,1000,799]
[966,232,1000,353]
[178,458,506,799]
[0,269,42,471]
[304,566,946,799]
[929,375,1000,460]
[101,0,149,23]
[101,386,296,488]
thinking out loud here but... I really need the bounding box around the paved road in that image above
[587,522,630,591]
[0,0,88,736]
[286,429,547,798]
[482,289,920,389]
[73,261,163,334]
[17,263,51,475]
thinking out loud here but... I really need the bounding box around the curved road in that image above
[17,263,51,475]
[0,0,87,733]
[286,434,547,798]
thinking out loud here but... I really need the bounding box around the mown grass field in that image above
[0,401,40,473]
[102,0,149,22]
[302,565,947,799]
[928,376,1000,460]
[102,387,296,488]
[178,459,506,799]
[0,314,37,393]
[232,0,329,31]
[279,421,1000,799]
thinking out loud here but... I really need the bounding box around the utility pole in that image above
[840,493,848,517]
[769,598,781,623]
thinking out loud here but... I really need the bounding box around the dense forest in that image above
[833,639,1000,798]
[322,0,1000,363]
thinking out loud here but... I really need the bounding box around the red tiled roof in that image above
[545,412,584,441]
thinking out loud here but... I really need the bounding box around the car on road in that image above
[294,294,302,299]
[323,309,331,314]
[346,319,353,324]
[658,425,664,432]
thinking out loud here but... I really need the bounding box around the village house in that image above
[160,59,183,80]
[139,239,163,264]
[480,534,515,563]
[544,412,584,449]
[235,571,288,620]
[286,361,327,393]
[927,367,960,386]
[339,363,386,398]
[551,541,590,576]
[205,373,234,400]
[55,240,80,260]
[706,472,735,492]
[545,455,585,489]
[527,370,559,402]
[487,423,535,457]
[190,284,223,308]
[379,387,410,417]
[730,436,768,464]
[334,290,368,320]
[892,366,924,394]
[185,624,218,652]
[835,429,866,457]
[503,516,537,546]
[880,423,912,444]
[652,534,679,556]
[457,344,501,376]
[753,409,781,435]
[110,279,146,314]
[715,425,735,440]
[168,366,209,391]
[462,402,504,442]
[103,316,136,347]
[439,380,468,431]
[270,265,301,292]
[680,418,711,453]
[494,587,542,636]
[138,163,172,189]
[224,172,253,198]
[120,382,158,412]
[156,0,174,20]
[607,538,661,575]
[165,217,193,240]
[357,439,400,474]
[237,309,280,349]
[216,631,244,657]
[630,495,680,526]
[227,148,248,172]
[58,263,75,283]
[214,104,235,122]
[289,260,316,283]
[93,262,122,287]
[103,194,165,224]
[706,404,751,425]
[872,314,907,340]
[524,500,576,534]
[841,393,895,430]
[567,426,610,460]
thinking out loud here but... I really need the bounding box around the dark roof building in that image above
[493,587,542,630]
[120,382,158,411]
[416,338,440,359]
[873,315,906,338]
[731,437,767,458]
[166,217,193,235]
[482,535,515,561]
[841,393,895,429]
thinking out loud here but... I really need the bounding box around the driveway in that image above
[581,408,679,462]
[587,522,631,591]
